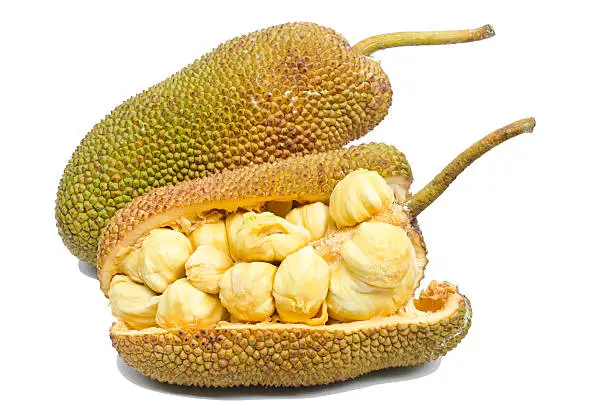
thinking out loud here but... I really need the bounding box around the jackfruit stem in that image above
[352,25,495,56]
[407,117,536,216]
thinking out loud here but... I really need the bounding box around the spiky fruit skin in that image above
[56,22,393,264]
[98,143,412,292]
[111,296,470,387]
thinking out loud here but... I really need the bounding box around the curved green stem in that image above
[407,118,536,216]
[353,25,495,56]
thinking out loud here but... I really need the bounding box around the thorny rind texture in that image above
[56,22,393,264]
[98,143,412,293]
[111,284,471,387]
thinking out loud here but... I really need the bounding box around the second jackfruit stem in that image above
[407,118,536,216]
[353,25,495,56]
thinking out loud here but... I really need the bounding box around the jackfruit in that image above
[99,118,534,387]
[56,22,391,264]
[56,23,495,264]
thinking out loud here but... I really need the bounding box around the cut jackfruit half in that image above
[97,141,471,387]
[99,118,536,387]
[111,281,470,387]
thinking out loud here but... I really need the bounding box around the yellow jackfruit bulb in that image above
[219,262,277,322]
[120,248,142,283]
[138,229,193,293]
[232,212,311,262]
[329,169,395,227]
[326,262,397,322]
[285,202,335,241]
[108,275,160,329]
[156,278,227,330]
[189,219,230,256]
[225,211,247,261]
[185,245,233,294]
[340,221,412,289]
[273,246,330,324]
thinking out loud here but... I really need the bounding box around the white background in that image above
[1,0,610,403]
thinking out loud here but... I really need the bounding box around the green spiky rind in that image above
[111,294,470,387]
[57,22,393,264]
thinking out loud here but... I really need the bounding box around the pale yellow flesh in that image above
[105,174,421,332]
[109,214,425,328]
[102,175,410,294]
[102,194,329,293]
[108,203,425,331]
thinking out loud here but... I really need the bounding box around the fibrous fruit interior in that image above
[99,147,471,386]
[103,162,425,328]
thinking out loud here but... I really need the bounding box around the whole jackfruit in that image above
[56,22,495,264]
[56,23,391,264]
